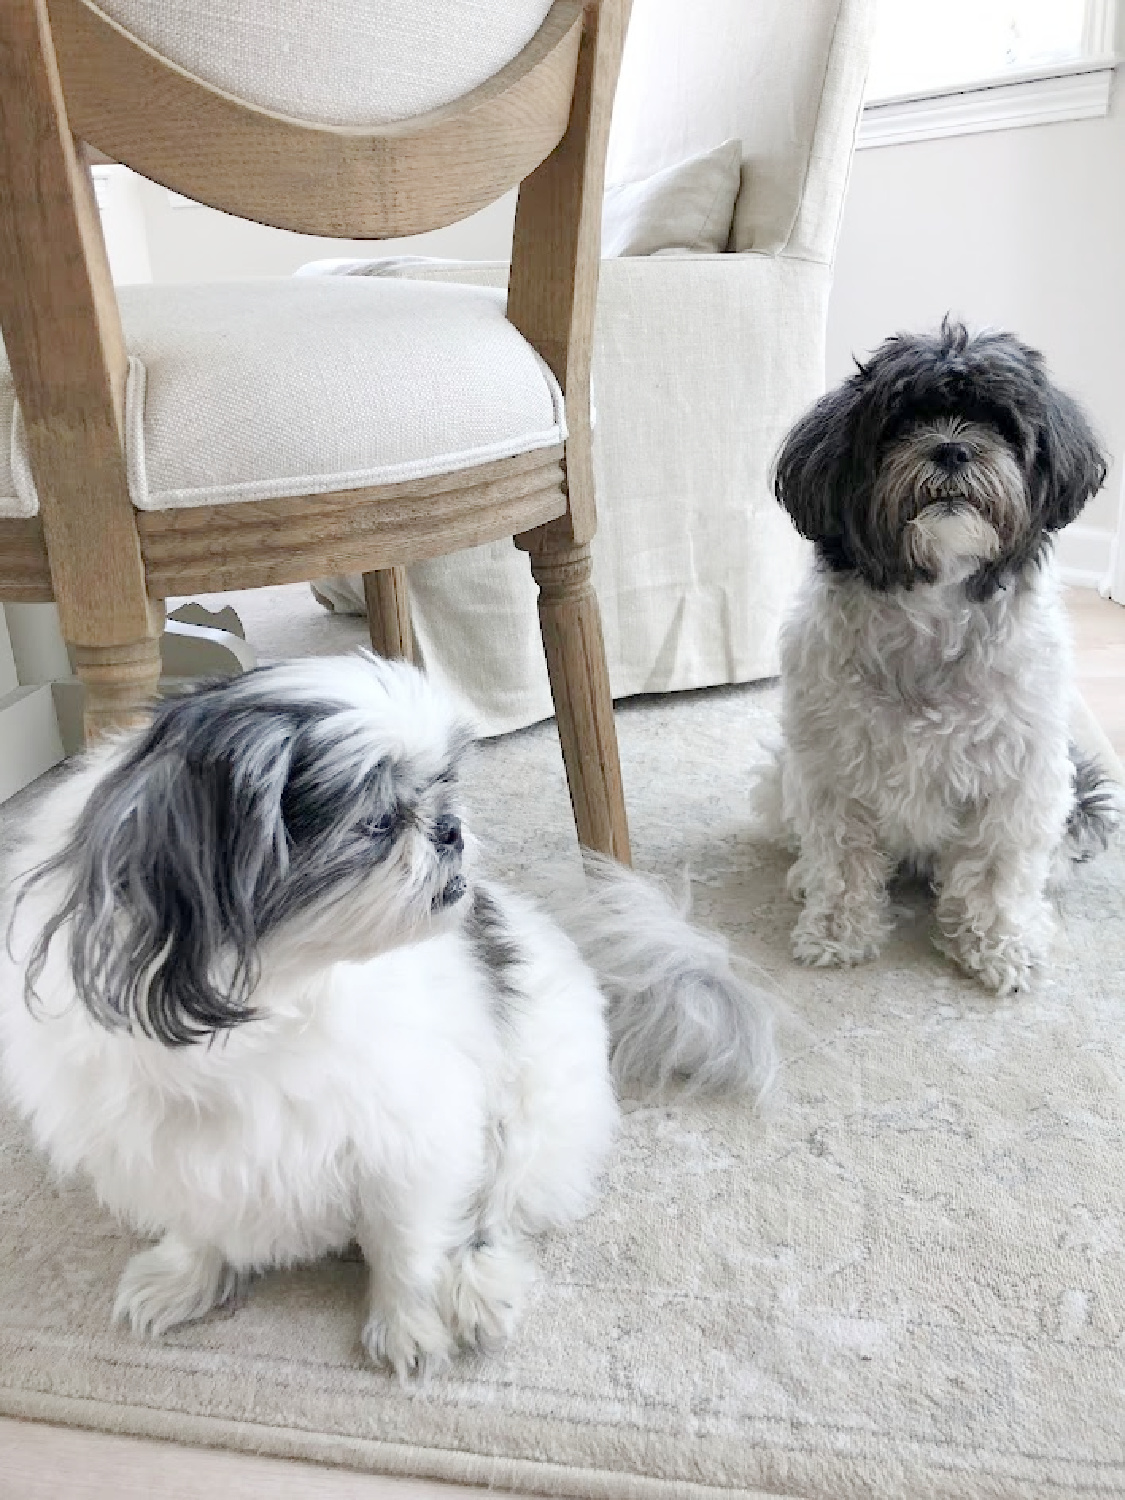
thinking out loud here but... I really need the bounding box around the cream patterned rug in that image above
[1,591,1123,1500]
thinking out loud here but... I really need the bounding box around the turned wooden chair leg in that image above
[363,567,414,662]
[521,529,630,864]
[72,632,163,743]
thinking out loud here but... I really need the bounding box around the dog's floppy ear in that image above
[19,686,299,1046]
[1031,379,1107,532]
[773,377,867,545]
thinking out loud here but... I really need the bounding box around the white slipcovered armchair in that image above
[315,0,875,734]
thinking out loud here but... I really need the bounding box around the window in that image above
[859,0,1118,148]
[867,0,1099,102]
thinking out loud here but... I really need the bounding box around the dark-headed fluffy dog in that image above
[761,319,1120,993]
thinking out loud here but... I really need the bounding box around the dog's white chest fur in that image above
[2,928,504,1265]
[780,562,1073,860]
[774,559,1083,992]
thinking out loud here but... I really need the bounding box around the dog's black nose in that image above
[433,814,463,852]
[934,440,972,470]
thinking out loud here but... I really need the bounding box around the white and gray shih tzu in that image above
[760,319,1120,994]
[0,655,774,1377]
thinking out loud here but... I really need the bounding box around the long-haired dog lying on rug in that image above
[1,656,774,1377]
[759,319,1120,994]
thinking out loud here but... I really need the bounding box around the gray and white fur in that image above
[1,654,774,1377]
[762,319,1121,994]
[559,854,775,1099]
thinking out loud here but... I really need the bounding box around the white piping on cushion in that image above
[122,354,149,513]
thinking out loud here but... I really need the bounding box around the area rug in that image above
[1,595,1123,1500]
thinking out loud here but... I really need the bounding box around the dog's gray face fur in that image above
[16,656,473,1047]
[773,319,1107,597]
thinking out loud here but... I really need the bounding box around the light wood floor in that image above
[0,1417,528,1500]
[4,588,1123,1499]
[1066,588,1125,759]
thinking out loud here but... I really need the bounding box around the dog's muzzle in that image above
[434,874,467,910]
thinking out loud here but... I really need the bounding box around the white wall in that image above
[828,86,1125,579]
[133,174,515,283]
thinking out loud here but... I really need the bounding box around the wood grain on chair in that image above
[0,0,631,858]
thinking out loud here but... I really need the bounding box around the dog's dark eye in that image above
[432,813,463,851]
[359,808,402,841]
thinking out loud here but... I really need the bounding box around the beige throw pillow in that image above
[600,137,742,258]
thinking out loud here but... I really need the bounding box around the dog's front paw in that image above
[940,930,1039,995]
[362,1298,455,1381]
[791,905,887,968]
[440,1239,535,1354]
[114,1238,241,1337]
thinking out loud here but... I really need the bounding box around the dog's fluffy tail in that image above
[1065,745,1123,863]
[553,855,776,1100]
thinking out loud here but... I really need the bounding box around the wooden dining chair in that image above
[0,0,631,862]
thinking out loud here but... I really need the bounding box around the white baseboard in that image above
[0,685,65,802]
[1,616,258,799]
[1056,523,1115,591]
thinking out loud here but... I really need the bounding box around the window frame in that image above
[857,0,1118,149]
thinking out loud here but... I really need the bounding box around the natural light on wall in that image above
[867,0,1092,101]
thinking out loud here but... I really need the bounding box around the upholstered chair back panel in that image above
[95,0,556,125]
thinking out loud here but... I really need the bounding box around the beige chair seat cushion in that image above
[0,277,565,518]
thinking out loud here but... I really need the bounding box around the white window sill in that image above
[858,56,1117,149]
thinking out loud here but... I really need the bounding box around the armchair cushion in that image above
[601,138,742,257]
[298,137,743,274]
[0,277,565,518]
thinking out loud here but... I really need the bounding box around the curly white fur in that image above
[765,324,1120,994]
[768,558,1113,993]
[0,657,774,1377]
[562,854,776,1099]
